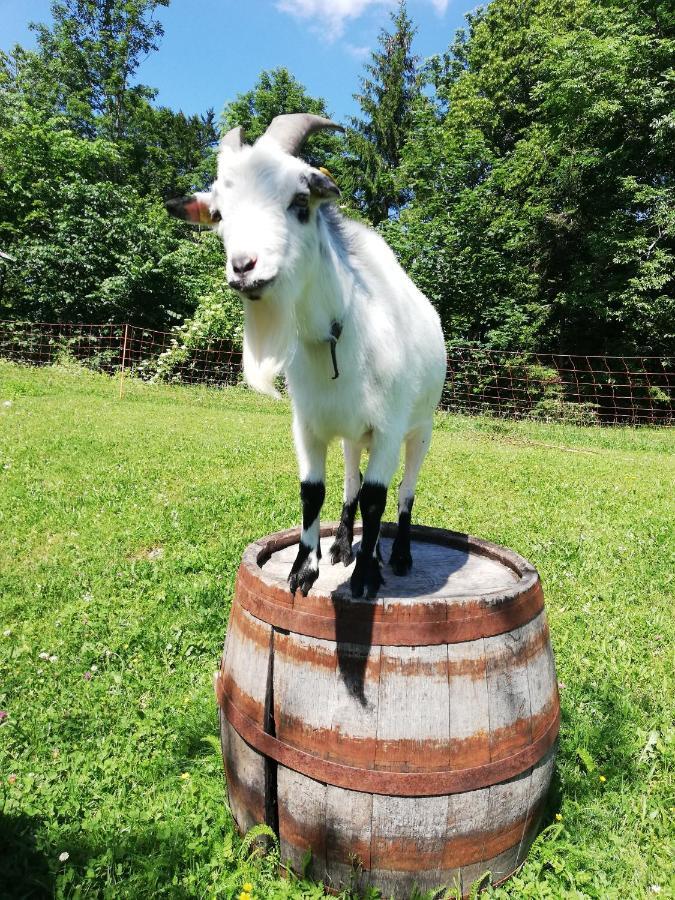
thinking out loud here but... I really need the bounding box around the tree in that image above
[0,100,199,326]
[387,0,675,355]
[345,1,420,224]
[31,0,169,141]
[0,1,220,326]
[220,67,344,171]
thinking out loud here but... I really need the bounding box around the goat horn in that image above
[221,125,244,152]
[263,113,344,156]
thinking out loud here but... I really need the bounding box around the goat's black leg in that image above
[330,492,359,566]
[289,480,325,595]
[350,481,387,599]
[330,440,362,566]
[289,423,327,596]
[389,424,432,576]
[389,496,413,575]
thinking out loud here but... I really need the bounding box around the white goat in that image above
[167,114,446,599]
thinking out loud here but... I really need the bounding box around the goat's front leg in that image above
[350,434,401,599]
[288,418,327,597]
[329,439,362,566]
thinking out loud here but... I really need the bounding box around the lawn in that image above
[0,361,673,900]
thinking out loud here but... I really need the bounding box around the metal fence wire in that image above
[1,320,672,426]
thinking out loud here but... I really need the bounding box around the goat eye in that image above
[291,193,309,208]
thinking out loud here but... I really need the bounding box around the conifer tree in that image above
[345,1,419,225]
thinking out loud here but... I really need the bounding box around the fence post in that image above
[119,323,129,399]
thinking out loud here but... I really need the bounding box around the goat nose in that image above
[232,254,257,275]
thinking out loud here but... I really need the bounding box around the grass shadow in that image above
[0,812,54,899]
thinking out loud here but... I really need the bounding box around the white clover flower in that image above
[58,851,69,863]
[39,652,49,660]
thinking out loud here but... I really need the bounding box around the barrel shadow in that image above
[330,536,469,706]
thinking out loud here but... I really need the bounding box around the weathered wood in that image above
[482,766,533,884]
[485,622,533,761]
[329,641,381,767]
[517,744,557,863]
[220,603,271,727]
[221,718,266,835]
[447,786,490,894]
[324,786,373,893]
[448,637,491,769]
[370,794,451,896]
[375,644,450,771]
[273,628,338,758]
[277,766,327,883]
[217,523,559,899]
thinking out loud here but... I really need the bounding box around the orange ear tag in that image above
[319,166,337,185]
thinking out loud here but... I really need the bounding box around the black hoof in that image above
[389,544,412,576]
[329,526,353,566]
[350,553,384,599]
[288,544,319,596]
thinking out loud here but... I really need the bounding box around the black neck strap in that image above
[328,320,342,380]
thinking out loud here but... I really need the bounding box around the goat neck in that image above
[291,208,354,347]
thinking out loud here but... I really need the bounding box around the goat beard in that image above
[242,292,296,398]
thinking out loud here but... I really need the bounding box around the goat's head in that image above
[166,114,344,301]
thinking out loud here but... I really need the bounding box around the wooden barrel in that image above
[214,523,559,898]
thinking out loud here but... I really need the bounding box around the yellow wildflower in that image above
[599,774,606,783]
[242,885,253,893]
[180,772,190,780]
[238,893,251,900]
[555,813,563,821]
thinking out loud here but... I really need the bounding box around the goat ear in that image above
[165,193,221,226]
[308,169,340,200]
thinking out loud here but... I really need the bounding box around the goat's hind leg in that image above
[288,420,327,596]
[390,422,432,576]
[329,439,362,566]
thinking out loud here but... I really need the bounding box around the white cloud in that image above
[276,0,449,40]
[344,43,371,59]
[276,0,388,38]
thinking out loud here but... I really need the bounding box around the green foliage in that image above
[2,0,674,354]
[0,0,218,327]
[220,67,344,171]
[0,365,673,898]
[146,236,245,382]
[30,0,170,140]
[387,0,675,354]
[344,1,420,224]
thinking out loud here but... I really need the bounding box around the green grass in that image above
[0,361,673,900]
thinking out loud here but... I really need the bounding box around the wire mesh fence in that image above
[1,320,672,426]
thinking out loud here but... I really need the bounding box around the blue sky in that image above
[0,0,476,123]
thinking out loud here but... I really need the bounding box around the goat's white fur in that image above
[196,132,446,593]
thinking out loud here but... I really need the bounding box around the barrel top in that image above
[235,523,544,646]
[263,534,518,601]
